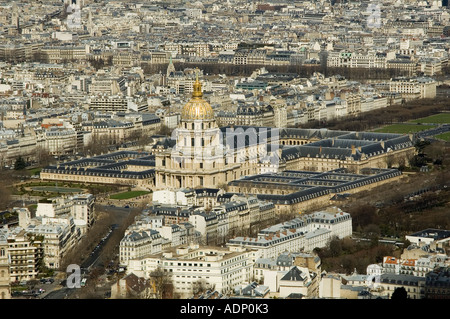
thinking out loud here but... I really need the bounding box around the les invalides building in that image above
[154,76,276,190]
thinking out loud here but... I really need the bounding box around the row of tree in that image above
[143,61,411,80]
[301,96,450,132]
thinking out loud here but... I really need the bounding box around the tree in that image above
[0,180,11,210]
[192,279,210,296]
[149,268,174,299]
[363,224,381,247]
[414,140,431,154]
[157,124,173,136]
[35,146,54,167]
[391,287,408,299]
[14,156,27,170]
[349,204,378,230]
[328,236,342,257]
[83,135,114,157]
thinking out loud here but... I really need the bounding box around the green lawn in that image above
[31,186,83,193]
[27,168,41,176]
[435,132,450,142]
[110,190,151,200]
[374,124,436,134]
[410,113,450,124]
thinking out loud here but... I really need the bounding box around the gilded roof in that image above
[181,77,214,121]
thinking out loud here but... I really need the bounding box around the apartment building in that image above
[327,50,394,69]
[34,194,95,238]
[417,57,444,76]
[44,128,78,156]
[229,227,306,260]
[386,59,418,76]
[308,207,353,240]
[152,189,195,207]
[71,194,95,232]
[0,131,38,167]
[150,192,274,245]
[40,45,89,64]
[0,42,41,63]
[126,244,254,298]
[389,76,437,100]
[405,229,450,249]
[235,104,281,127]
[164,42,211,57]
[227,208,352,259]
[89,76,126,95]
[339,90,361,116]
[0,98,27,119]
[367,254,448,279]
[26,216,80,269]
[158,224,190,247]
[142,51,169,64]
[424,267,450,299]
[360,96,388,113]
[378,274,424,299]
[0,239,10,299]
[88,95,148,113]
[112,50,140,68]
[278,265,319,298]
[189,212,218,246]
[0,228,43,283]
[119,229,163,266]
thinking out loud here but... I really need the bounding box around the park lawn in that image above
[374,124,436,134]
[435,132,450,142]
[110,190,150,200]
[27,168,41,176]
[410,113,450,124]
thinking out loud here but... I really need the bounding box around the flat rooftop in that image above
[407,229,450,240]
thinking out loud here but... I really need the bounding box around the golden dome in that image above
[181,76,214,121]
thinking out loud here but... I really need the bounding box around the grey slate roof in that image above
[280,266,306,282]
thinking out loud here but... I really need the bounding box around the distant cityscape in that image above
[0,0,449,301]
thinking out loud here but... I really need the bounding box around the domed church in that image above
[154,75,274,190]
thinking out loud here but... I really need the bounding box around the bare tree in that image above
[149,267,174,299]
[35,146,55,167]
[83,135,115,157]
[192,279,210,296]
[157,124,173,136]
[0,170,15,209]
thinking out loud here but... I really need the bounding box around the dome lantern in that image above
[181,72,214,121]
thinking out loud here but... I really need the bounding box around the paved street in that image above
[40,205,131,299]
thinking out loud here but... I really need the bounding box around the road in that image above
[42,205,132,299]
